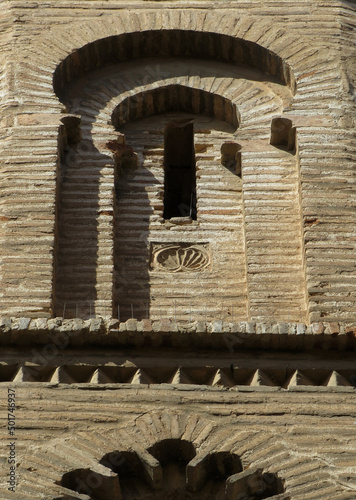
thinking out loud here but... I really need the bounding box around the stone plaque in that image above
[150,243,210,272]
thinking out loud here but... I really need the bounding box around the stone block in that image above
[326,322,340,335]
[312,322,325,334]
[211,321,223,333]
[119,322,127,332]
[35,318,48,332]
[245,322,256,334]
[278,323,289,334]
[126,319,138,332]
[0,317,12,332]
[11,317,31,331]
[141,319,153,332]
[89,318,104,333]
[47,318,62,331]
[296,323,306,335]
[196,321,206,333]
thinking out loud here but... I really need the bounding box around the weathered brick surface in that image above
[1,386,356,499]
[0,1,356,499]
[0,0,355,323]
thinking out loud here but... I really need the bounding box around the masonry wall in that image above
[0,0,355,324]
[0,4,356,500]
[0,318,354,500]
[1,381,356,499]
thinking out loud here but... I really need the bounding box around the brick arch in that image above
[53,29,296,100]
[18,9,340,110]
[18,410,350,499]
[111,84,240,130]
[61,439,283,499]
[87,66,286,154]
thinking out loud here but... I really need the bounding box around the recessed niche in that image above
[221,141,242,175]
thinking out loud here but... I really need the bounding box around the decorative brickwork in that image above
[0,1,356,499]
[0,4,355,322]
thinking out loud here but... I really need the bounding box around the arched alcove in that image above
[52,28,307,323]
[148,438,196,462]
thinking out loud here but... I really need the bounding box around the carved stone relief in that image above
[150,243,210,272]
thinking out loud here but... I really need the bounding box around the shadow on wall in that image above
[53,119,154,320]
[53,110,240,321]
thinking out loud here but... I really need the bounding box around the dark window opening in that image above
[163,120,197,220]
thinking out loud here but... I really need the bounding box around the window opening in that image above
[163,120,197,220]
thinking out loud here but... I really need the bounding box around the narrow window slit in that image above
[163,120,197,220]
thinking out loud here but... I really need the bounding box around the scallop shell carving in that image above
[151,244,210,272]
